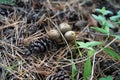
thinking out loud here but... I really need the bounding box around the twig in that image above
[0,21,25,30]
[90,37,117,80]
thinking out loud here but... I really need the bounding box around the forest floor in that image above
[0,0,120,80]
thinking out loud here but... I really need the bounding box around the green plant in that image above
[71,61,77,80]
[110,10,120,25]
[83,50,94,80]
[0,0,14,5]
[74,8,120,80]
[76,40,120,80]
[92,7,114,36]
[99,76,113,80]
[104,48,120,60]
[91,7,120,58]
[95,7,113,16]
[92,7,120,39]
[76,41,102,80]
[88,7,120,80]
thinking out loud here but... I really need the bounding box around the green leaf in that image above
[112,35,120,40]
[110,10,120,22]
[99,76,113,80]
[101,7,113,16]
[117,10,120,15]
[76,42,85,47]
[95,7,113,16]
[76,41,102,50]
[76,42,91,49]
[75,40,82,57]
[104,48,120,60]
[0,0,14,5]
[91,27,109,34]
[95,8,102,13]
[116,21,120,25]
[85,41,102,47]
[83,50,95,80]
[92,14,99,21]
[110,15,120,21]
[101,7,106,15]
[105,21,115,28]
[72,61,77,80]
[84,58,91,80]
[95,7,106,15]
[103,10,113,16]
[104,26,110,35]
[92,14,106,22]
[87,50,95,57]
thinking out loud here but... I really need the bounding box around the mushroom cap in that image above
[59,22,72,34]
[64,31,76,41]
[47,29,61,40]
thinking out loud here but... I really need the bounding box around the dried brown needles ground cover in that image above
[0,0,120,80]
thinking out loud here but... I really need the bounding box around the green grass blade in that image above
[91,27,109,34]
[83,58,91,80]
[72,61,77,80]
[104,48,120,60]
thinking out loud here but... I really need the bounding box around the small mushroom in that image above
[47,29,61,41]
[64,31,76,41]
[59,22,72,34]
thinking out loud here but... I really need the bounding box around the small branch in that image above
[90,37,117,80]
